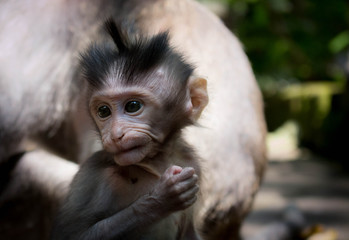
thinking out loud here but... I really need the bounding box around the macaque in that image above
[51,19,207,240]
[0,0,266,239]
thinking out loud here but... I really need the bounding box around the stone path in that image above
[241,155,349,240]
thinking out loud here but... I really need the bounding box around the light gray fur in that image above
[0,1,266,239]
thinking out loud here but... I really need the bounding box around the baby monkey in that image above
[51,19,208,240]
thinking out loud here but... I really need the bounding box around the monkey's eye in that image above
[97,105,111,118]
[125,100,143,113]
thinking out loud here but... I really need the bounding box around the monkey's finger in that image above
[172,167,195,183]
[178,184,199,203]
[172,174,198,195]
[180,193,198,209]
[163,165,183,178]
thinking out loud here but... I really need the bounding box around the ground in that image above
[242,152,349,240]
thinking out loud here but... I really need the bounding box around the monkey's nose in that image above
[112,128,125,141]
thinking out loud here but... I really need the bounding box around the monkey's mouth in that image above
[114,144,149,166]
[119,145,142,153]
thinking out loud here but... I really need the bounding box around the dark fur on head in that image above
[80,18,194,90]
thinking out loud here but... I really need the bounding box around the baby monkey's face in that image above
[89,84,169,167]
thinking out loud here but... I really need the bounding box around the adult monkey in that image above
[0,0,266,239]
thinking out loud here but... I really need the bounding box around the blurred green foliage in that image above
[200,0,349,165]
[218,0,349,83]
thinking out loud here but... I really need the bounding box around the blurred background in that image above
[199,0,349,239]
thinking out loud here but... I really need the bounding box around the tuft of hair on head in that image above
[129,31,171,74]
[79,18,194,91]
[79,43,116,90]
[103,18,170,71]
[104,18,127,54]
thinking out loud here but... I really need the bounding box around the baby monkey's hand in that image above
[149,165,199,215]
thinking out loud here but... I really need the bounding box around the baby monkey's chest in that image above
[107,166,160,207]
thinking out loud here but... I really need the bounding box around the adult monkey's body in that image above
[0,0,266,239]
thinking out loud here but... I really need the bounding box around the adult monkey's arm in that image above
[0,150,78,239]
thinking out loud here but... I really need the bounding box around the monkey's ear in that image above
[187,76,208,121]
